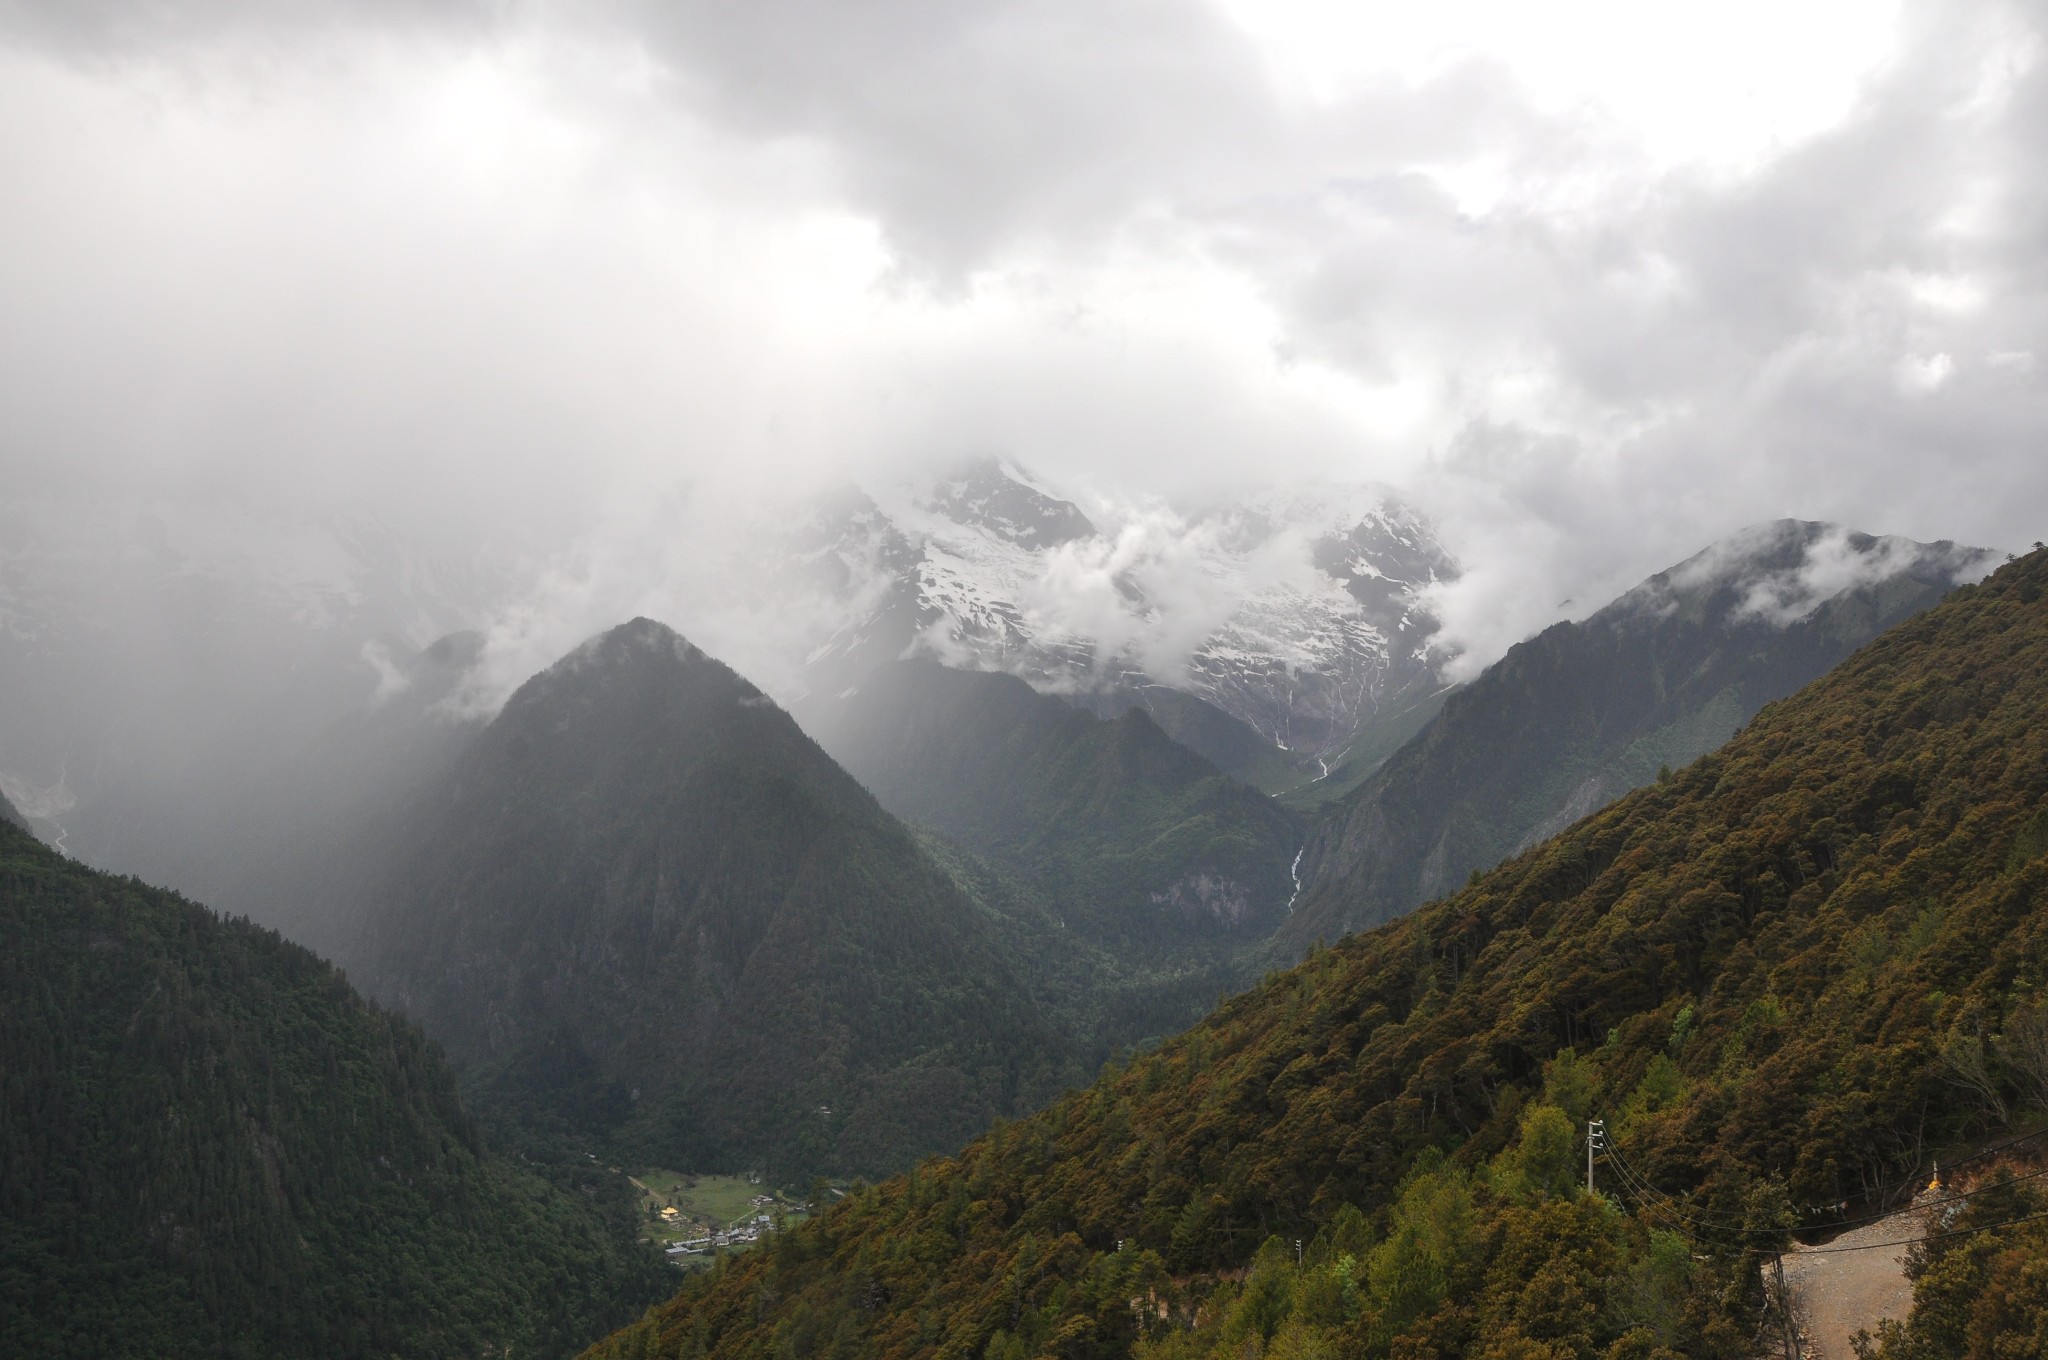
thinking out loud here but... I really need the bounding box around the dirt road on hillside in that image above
[1780,1208,1922,1359]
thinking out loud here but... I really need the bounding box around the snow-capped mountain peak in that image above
[911,457,1098,552]
[800,461,1462,762]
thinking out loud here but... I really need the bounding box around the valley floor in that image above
[630,1170,818,1270]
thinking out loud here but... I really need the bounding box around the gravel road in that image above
[1780,1208,1922,1359]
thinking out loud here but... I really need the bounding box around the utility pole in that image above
[1587,1119,1605,1194]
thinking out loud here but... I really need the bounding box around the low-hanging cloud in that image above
[0,0,2042,712]
[1718,526,1998,627]
[446,479,920,716]
[1023,508,1246,688]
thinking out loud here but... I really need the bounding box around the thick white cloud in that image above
[0,0,2042,686]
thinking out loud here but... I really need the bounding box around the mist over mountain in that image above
[2,484,1999,987]
[344,618,1074,1180]
[821,659,1303,937]
[812,659,1306,1042]
[0,466,1462,933]
[0,498,510,902]
[10,3,2048,1355]
[786,461,1459,774]
[205,630,489,957]
[1282,520,1998,951]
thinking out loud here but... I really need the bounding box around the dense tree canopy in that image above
[1284,520,1983,952]
[585,547,2048,1360]
[353,619,1074,1180]
[0,818,667,1359]
[821,659,1307,1049]
[826,660,1303,956]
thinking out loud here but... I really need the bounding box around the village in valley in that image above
[628,1170,828,1268]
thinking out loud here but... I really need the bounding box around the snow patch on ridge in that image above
[815,467,1462,759]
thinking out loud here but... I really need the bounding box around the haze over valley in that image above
[4,1,2047,1357]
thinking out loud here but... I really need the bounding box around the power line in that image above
[1599,1141,1898,1232]
[1601,1145,1874,1232]
[1786,1207,2048,1256]
[1598,1141,2048,1256]
[1601,1152,1789,1257]
[1942,1124,2048,1172]
[1600,1139,2048,1239]
[1602,1154,1732,1241]
[1601,1145,1826,1245]
[1604,1153,1790,1254]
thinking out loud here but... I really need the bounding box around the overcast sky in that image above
[2,0,2042,670]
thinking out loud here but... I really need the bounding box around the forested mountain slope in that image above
[1283,520,1992,951]
[1065,684,1308,794]
[587,547,2048,1360]
[350,619,1073,1181]
[813,659,1307,1057]
[820,660,1304,955]
[0,817,664,1360]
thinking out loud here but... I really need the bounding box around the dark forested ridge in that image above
[1283,520,1993,952]
[350,619,1073,1181]
[1066,684,1308,794]
[0,817,665,1360]
[814,659,1307,1054]
[0,789,27,833]
[584,546,2048,1360]
[821,660,1304,955]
